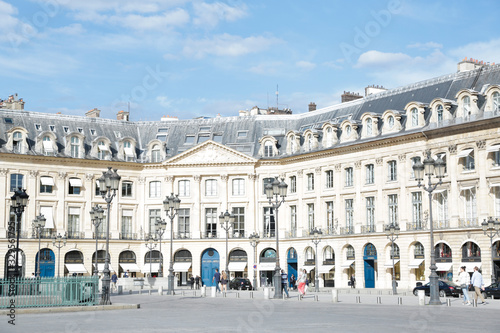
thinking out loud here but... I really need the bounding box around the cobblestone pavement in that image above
[3,289,499,333]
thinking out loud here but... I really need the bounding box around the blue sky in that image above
[1,0,499,121]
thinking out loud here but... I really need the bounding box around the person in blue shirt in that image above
[212,269,221,293]
[111,272,118,293]
[281,269,290,298]
[470,266,487,305]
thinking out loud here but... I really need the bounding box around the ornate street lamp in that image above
[265,176,288,299]
[144,234,157,277]
[249,232,260,290]
[219,210,235,279]
[481,217,500,284]
[413,150,445,305]
[155,218,168,277]
[163,193,181,295]
[385,223,400,295]
[97,167,121,305]
[90,205,104,276]
[310,227,322,292]
[52,232,67,278]
[33,214,46,277]
[10,188,29,278]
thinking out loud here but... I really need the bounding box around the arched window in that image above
[388,115,394,129]
[97,140,107,159]
[463,96,471,117]
[346,245,355,259]
[123,141,134,161]
[414,243,424,257]
[325,127,333,146]
[290,135,296,153]
[152,144,161,162]
[13,131,23,153]
[324,246,335,262]
[493,92,500,114]
[411,108,418,127]
[345,125,351,137]
[305,247,315,261]
[70,136,79,157]
[364,243,377,257]
[366,118,373,136]
[435,243,452,258]
[436,105,443,126]
[461,242,481,259]
[264,141,274,157]
[42,136,54,156]
[390,243,400,259]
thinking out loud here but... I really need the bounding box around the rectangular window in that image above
[121,210,133,239]
[366,164,374,184]
[307,173,314,191]
[205,208,217,238]
[435,190,448,223]
[345,167,353,187]
[68,178,82,195]
[178,208,190,238]
[122,181,133,197]
[412,192,422,228]
[388,160,397,181]
[185,136,195,144]
[237,131,247,138]
[232,207,245,237]
[494,151,500,167]
[197,135,209,143]
[388,194,398,226]
[149,181,161,198]
[345,199,353,231]
[289,176,297,193]
[307,203,314,230]
[411,157,421,178]
[263,177,274,195]
[213,134,223,143]
[463,188,477,219]
[232,178,245,196]
[178,180,190,197]
[325,170,334,189]
[326,201,334,233]
[40,176,54,193]
[290,205,297,236]
[149,209,161,235]
[263,207,275,237]
[68,208,80,239]
[10,174,24,192]
[366,197,375,229]
[205,179,217,196]
[495,187,500,217]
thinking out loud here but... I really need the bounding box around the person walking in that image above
[212,269,221,293]
[290,274,296,290]
[281,269,290,298]
[456,266,471,305]
[470,266,487,305]
[297,269,307,297]
[190,275,195,289]
[111,272,118,293]
[195,275,200,289]
[220,270,228,292]
[350,274,356,289]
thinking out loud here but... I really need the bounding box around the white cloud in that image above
[296,60,316,71]
[407,42,443,50]
[0,1,36,45]
[449,38,500,64]
[192,2,247,28]
[248,61,284,75]
[46,23,85,36]
[51,0,188,14]
[355,50,412,69]
[109,8,190,30]
[156,95,172,108]
[322,61,343,70]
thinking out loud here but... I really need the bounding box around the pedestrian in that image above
[190,275,195,289]
[290,274,296,290]
[470,266,487,305]
[195,275,200,289]
[221,270,228,292]
[281,269,290,298]
[212,268,221,293]
[456,266,471,305]
[297,269,307,297]
[350,274,356,289]
[123,270,129,278]
[111,272,118,292]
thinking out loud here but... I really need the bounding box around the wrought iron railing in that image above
[406,222,425,231]
[230,231,246,238]
[67,231,85,239]
[200,231,219,239]
[174,232,191,239]
[261,231,276,239]
[339,226,354,235]
[433,220,450,230]
[285,230,297,238]
[361,225,376,233]
[458,218,479,228]
[119,233,138,240]
[93,232,107,240]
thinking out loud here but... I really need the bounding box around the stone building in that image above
[1,59,500,290]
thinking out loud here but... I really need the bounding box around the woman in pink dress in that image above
[297,269,307,296]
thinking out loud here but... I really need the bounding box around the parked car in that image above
[229,278,253,290]
[482,282,500,299]
[413,280,462,297]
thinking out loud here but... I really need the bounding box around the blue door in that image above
[201,248,219,287]
[36,249,55,277]
[287,248,297,287]
[363,243,377,288]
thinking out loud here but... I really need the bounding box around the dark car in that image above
[229,278,253,290]
[483,282,500,299]
[413,280,462,297]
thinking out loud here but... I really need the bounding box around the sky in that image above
[1,0,500,121]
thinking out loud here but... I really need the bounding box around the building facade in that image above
[1,60,500,290]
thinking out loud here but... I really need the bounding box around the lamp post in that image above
[10,188,29,278]
[33,214,46,277]
[52,232,67,277]
[90,205,104,276]
[481,217,500,284]
[385,223,400,295]
[219,210,235,279]
[413,150,445,305]
[265,176,288,299]
[97,167,121,305]
[144,234,157,277]
[155,218,167,277]
[163,193,181,295]
[249,232,260,290]
[310,227,322,292]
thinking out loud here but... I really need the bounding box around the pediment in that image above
[165,140,257,166]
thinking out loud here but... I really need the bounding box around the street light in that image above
[310,227,322,292]
[481,217,500,284]
[163,192,181,295]
[52,232,67,277]
[219,209,235,279]
[10,187,29,278]
[413,150,445,305]
[144,234,157,277]
[385,223,400,295]
[155,218,167,277]
[249,232,260,290]
[90,205,104,276]
[97,167,121,305]
[265,176,288,299]
[33,214,46,277]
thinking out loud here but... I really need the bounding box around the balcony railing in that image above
[119,233,138,240]
[339,226,354,235]
[458,218,479,228]
[304,259,315,266]
[361,225,376,233]
[5,231,30,239]
[93,232,107,240]
[67,231,84,239]
[230,231,246,239]
[261,231,276,239]
[285,229,297,238]
[406,222,425,231]
[323,227,336,236]
[174,232,191,239]
[200,231,219,239]
[433,220,450,230]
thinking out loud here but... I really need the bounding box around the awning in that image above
[228,262,247,272]
[98,145,109,151]
[40,176,54,186]
[42,140,54,152]
[304,266,315,273]
[435,262,453,272]
[460,186,475,192]
[457,148,473,158]
[408,258,424,269]
[119,263,141,272]
[259,262,277,271]
[319,265,335,274]
[124,147,134,157]
[384,259,400,267]
[142,263,160,273]
[433,188,447,194]
[65,263,88,274]
[69,178,83,187]
[341,259,355,268]
[486,145,500,152]
[489,183,500,188]
[39,206,54,229]
[463,262,481,273]
[93,263,115,273]
[173,262,192,272]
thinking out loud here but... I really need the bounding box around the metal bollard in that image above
[473,299,477,307]
[148,289,152,295]
[315,295,319,302]
[250,291,253,299]
[298,294,302,301]
[356,296,361,303]
[377,296,382,304]
[158,286,163,296]
[446,299,451,306]
[223,292,226,298]
[331,289,338,303]
[398,297,403,305]
[236,292,239,298]
[418,290,425,306]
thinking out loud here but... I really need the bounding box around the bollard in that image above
[331,289,338,303]
[398,297,403,305]
[377,296,381,304]
[211,286,216,298]
[223,292,226,298]
[263,287,269,299]
[201,286,206,297]
[250,291,253,299]
[129,289,133,294]
[315,295,319,302]
[298,294,302,301]
[236,292,239,298]
[148,289,152,295]
[356,296,361,303]
[118,285,123,295]
[473,299,477,307]
[446,299,451,307]
[182,291,185,296]
[158,286,163,296]
[418,290,425,306]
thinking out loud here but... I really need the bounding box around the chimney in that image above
[365,85,387,97]
[457,57,488,72]
[341,91,362,103]
[117,110,130,121]
[85,108,101,118]
[308,102,317,112]
[1,93,25,110]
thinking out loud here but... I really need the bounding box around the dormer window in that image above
[123,141,134,161]
[151,144,161,162]
[97,141,109,160]
[366,118,373,136]
[437,105,443,126]
[13,131,23,153]
[35,124,41,131]
[493,92,500,114]
[63,126,69,133]
[264,141,274,157]
[50,125,55,132]
[77,128,83,133]
[345,125,351,136]
[463,96,471,117]
[307,134,313,150]
[42,136,55,156]
[388,116,394,129]
[411,108,418,127]
[70,136,80,158]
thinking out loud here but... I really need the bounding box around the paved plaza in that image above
[3,289,499,333]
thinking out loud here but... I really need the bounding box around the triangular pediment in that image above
[165,140,257,166]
